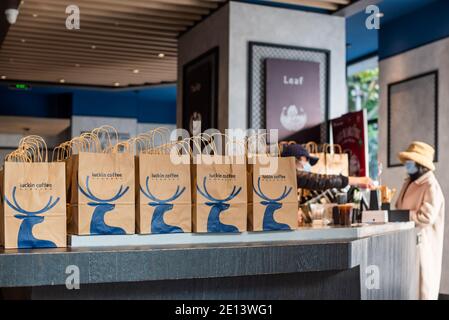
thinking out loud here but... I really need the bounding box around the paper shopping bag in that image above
[69,152,135,235]
[325,144,349,176]
[137,153,191,234]
[0,167,4,247]
[1,161,66,249]
[248,155,298,231]
[53,142,74,229]
[305,142,327,175]
[192,155,247,233]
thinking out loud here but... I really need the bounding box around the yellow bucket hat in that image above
[398,141,435,171]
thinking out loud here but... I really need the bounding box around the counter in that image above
[0,222,418,300]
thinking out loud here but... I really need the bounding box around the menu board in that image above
[265,58,322,142]
[331,110,369,177]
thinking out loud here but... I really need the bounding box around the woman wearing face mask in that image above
[395,141,445,300]
[281,144,374,191]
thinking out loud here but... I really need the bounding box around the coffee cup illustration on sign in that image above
[280,105,307,132]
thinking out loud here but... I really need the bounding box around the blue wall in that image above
[0,84,177,124]
[346,0,445,63]
[0,85,72,118]
[379,0,449,60]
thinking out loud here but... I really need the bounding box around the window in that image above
[347,57,379,180]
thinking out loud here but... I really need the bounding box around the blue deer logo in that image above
[196,177,242,233]
[140,176,185,234]
[78,176,129,235]
[5,187,59,248]
[253,177,293,231]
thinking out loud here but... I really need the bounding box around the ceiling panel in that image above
[0,0,225,87]
[0,0,353,88]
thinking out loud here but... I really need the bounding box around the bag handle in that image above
[91,125,118,152]
[247,133,283,157]
[5,149,31,162]
[6,135,48,163]
[52,141,72,162]
[121,128,176,155]
[81,132,102,153]
[149,127,170,149]
[18,135,48,162]
[186,132,218,156]
[325,144,343,154]
[304,141,319,154]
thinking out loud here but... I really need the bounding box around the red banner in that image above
[331,110,369,177]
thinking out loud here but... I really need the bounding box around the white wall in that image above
[71,115,176,145]
[71,115,138,139]
[378,37,449,294]
[0,138,18,163]
[228,2,347,128]
[177,2,347,132]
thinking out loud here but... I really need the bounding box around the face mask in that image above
[405,160,418,175]
[303,162,312,173]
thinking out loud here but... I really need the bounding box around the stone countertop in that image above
[67,221,415,247]
[0,222,414,288]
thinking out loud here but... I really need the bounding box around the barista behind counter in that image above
[280,144,375,193]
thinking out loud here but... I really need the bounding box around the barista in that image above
[395,141,445,300]
[281,144,374,191]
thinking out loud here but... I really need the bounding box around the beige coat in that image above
[396,171,445,300]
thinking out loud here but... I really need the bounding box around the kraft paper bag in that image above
[52,141,76,228]
[137,153,191,234]
[325,144,349,176]
[192,155,247,233]
[0,167,4,246]
[69,152,135,235]
[248,156,298,231]
[305,142,327,175]
[1,162,66,249]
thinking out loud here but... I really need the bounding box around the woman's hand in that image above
[348,176,376,189]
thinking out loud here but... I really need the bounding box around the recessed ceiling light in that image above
[376,12,384,18]
[21,39,26,43]
[20,0,25,5]
[133,69,140,74]
[1,75,6,80]
[32,13,38,18]
[75,63,81,67]
[114,82,120,87]
[59,79,65,83]
[91,45,96,49]
[158,53,165,58]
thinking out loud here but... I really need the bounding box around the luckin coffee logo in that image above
[5,186,59,248]
[151,173,179,180]
[208,173,236,180]
[254,177,292,231]
[140,176,185,234]
[197,177,241,233]
[19,182,53,190]
[78,176,129,235]
[91,172,123,178]
[261,174,286,181]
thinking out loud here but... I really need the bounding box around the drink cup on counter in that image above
[309,204,325,226]
[322,204,336,225]
[338,204,354,226]
[379,185,397,204]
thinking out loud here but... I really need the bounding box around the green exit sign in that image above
[9,83,31,91]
